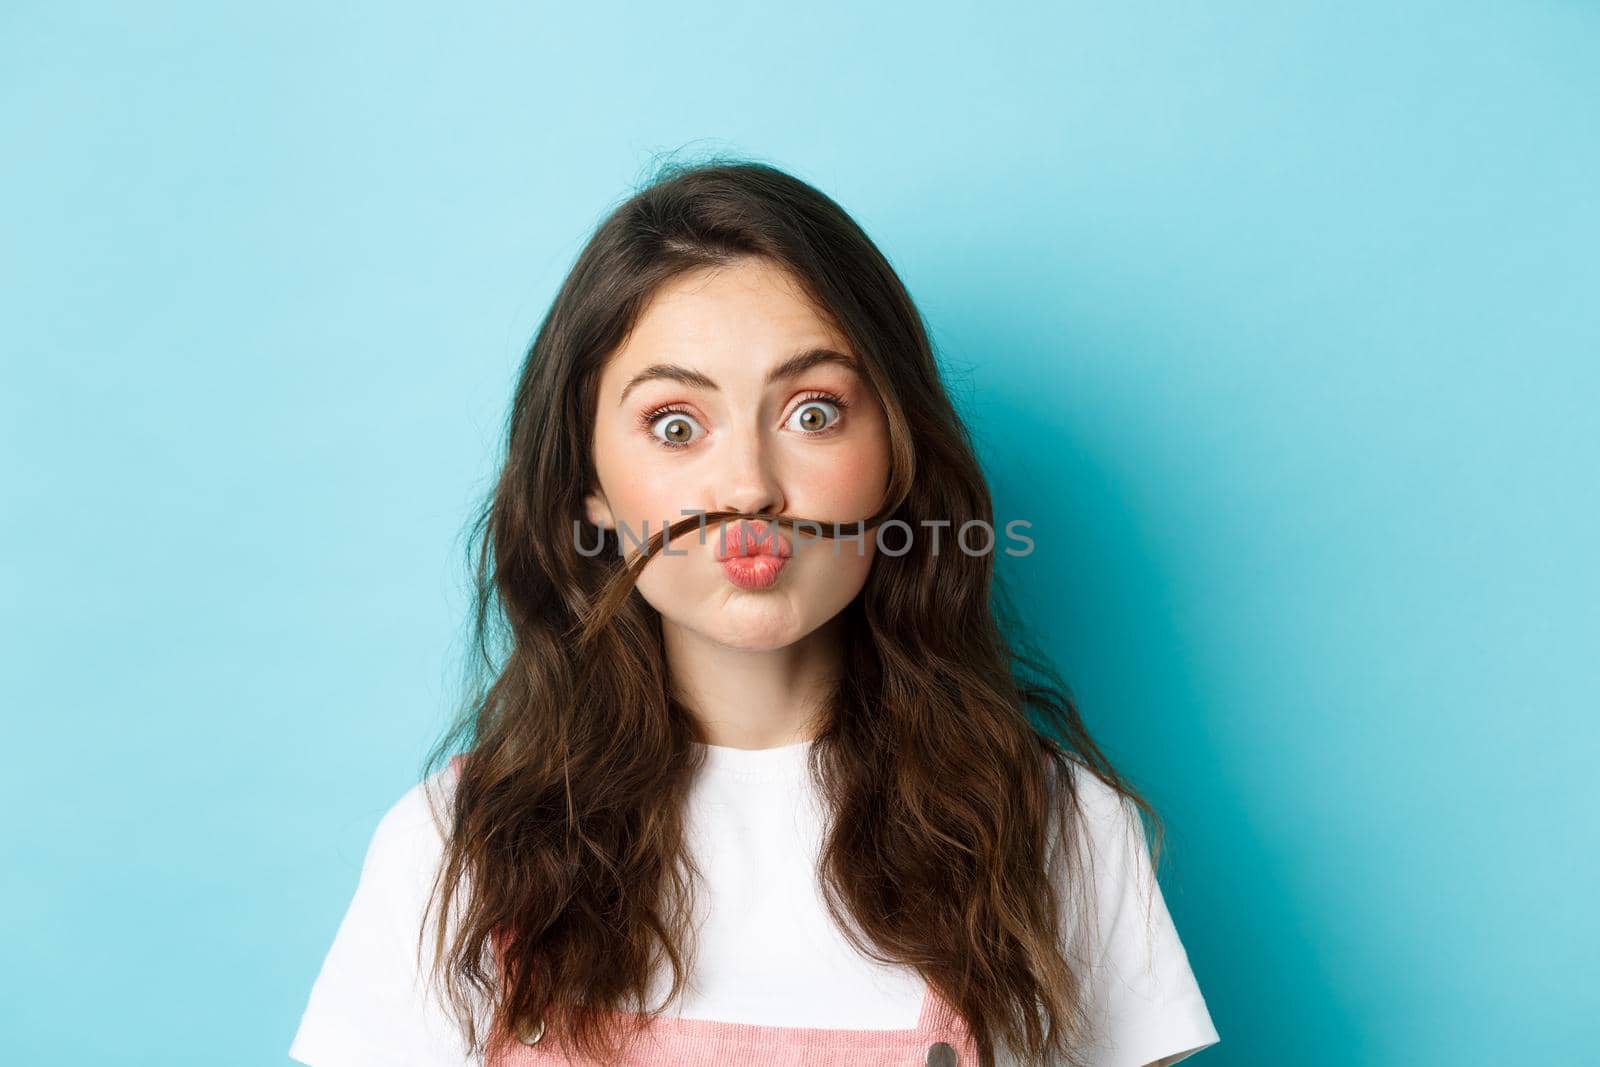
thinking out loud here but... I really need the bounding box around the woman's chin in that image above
[648,571,861,653]
[696,595,813,651]
[707,617,806,652]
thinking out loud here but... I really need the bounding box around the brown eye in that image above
[650,412,704,448]
[787,399,841,434]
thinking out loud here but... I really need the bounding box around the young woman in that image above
[289,160,1220,1067]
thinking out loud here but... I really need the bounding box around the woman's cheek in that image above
[820,448,890,515]
[615,459,684,527]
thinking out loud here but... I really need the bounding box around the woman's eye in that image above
[787,399,842,434]
[649,411,704,448]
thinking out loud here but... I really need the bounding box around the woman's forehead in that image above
[606,262,854,384]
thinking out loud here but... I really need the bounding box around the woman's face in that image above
[585,257,891,652]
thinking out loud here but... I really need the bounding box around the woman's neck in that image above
[663,614,841,749]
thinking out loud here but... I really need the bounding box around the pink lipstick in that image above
[716,520,793,591]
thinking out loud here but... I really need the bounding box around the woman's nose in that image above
[713,428,784,519]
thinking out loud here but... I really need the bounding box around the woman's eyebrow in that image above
[617,347,858,407]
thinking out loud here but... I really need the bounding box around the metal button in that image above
[925,1041,959,1067]
[515,1014,545,1045]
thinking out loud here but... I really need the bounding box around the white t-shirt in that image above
[289,739,1220,1067]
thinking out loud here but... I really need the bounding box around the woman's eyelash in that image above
[802,390,850,413]
[635,403,695,432]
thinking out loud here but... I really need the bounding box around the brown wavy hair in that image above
[415,154,1165,1067]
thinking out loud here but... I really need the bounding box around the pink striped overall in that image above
[448,756,980,1067]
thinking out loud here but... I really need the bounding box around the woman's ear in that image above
[584,487,615,530]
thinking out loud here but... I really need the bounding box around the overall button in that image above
[516,1014,545,1045]
[925,1041,959,1067]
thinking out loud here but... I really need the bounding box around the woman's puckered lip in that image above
[715,519,795,561]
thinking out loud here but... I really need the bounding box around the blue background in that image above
[4,3,1595,1064]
